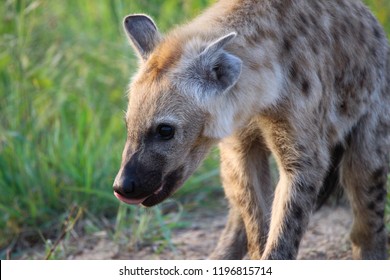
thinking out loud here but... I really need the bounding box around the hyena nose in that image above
[113,175,136,196]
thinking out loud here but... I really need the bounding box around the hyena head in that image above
[113,15,242,207]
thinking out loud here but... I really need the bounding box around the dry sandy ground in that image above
[68,204,354,260]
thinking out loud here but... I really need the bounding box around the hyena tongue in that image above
[113,191,147,205]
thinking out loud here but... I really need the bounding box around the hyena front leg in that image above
[340,115,389,259]
[260,120,330,259]
[209,208,247,259]
[210,125,273,259]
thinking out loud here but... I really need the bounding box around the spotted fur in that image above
[114,0,390,259]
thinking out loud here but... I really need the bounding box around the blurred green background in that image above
[0,0,389,259]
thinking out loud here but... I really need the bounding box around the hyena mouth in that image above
[114,180,176,207]
[113,184,172,207]
[141,183,177,207]
[141,166,185,207]
[114,167,184,207]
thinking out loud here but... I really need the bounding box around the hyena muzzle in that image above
[113,0,390,259]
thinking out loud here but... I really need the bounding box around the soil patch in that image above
[69,205,353,260]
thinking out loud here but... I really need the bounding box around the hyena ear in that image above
[123,14,161,61]
[199,33,242,93]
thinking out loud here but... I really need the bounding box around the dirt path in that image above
[70,205,354,260]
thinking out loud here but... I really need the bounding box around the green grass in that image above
[0,0,389,259]
[0,0,217,258]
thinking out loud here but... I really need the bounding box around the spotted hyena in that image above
[113,0,390,259]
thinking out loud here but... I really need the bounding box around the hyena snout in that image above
[113,169,136,195]
[113,160,164,206]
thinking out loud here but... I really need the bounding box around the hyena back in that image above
[113,0,390,259]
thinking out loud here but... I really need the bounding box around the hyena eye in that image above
[212,65,221,79]
[156,124,175,140]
